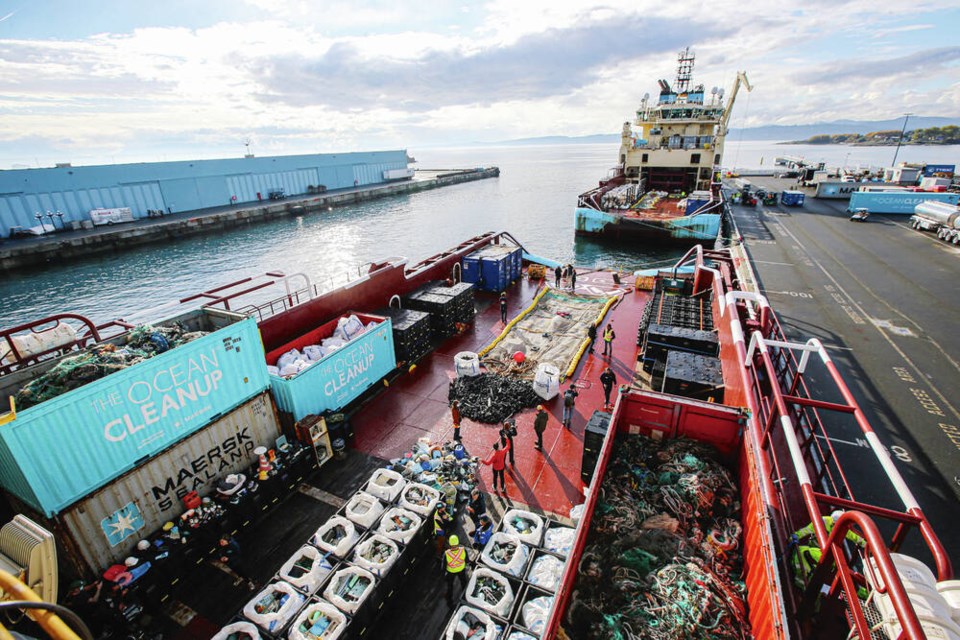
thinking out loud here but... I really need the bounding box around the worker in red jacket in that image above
[480,440,510,494]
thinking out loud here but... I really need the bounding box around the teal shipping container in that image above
[0,310,270,516]
[848,190,960,214]
[267,313,396,420]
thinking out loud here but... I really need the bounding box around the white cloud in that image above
[0,0,957,167]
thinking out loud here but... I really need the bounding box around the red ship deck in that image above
[350,269,644,518]
[615,194,686,220]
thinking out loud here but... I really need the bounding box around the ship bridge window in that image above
[690,153,701,164]
[714,154,721,164]
[642,153,649,163]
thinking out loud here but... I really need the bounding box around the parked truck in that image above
[910,200,960,244]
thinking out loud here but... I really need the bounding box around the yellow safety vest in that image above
[604,328,614,342]
[445,547,466,573]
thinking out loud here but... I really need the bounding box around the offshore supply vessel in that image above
[575,48,752,243]
[1,224,958,639]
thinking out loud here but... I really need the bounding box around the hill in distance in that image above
[483,116,958,145]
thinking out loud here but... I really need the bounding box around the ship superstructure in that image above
[576,48,751,242]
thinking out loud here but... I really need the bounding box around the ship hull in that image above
[574,206,721,243]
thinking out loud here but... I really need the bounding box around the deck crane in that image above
[716,71,753,142]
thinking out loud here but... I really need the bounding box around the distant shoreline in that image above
[778,140,952,146]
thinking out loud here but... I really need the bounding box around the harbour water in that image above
[1,142,957,329]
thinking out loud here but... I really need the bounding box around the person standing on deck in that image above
[562,384,578,429]
[600,366,617,410]
[451,400,462,442]
[603,323,616,357]
[570,268,577,292]
[481,441,510,494]
[465,487,486,528]
[218,536,256,590]
[472,515,494,549]
[533,405,548,451]
[443,535,469,605]
[500,420,517,466]
[500,292,508,324]
[433,502,454,553]
[587,322,597,353]
[554,265,562,288]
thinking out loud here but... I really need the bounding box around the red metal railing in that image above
[706,252,950,638]
[0,314,134,376]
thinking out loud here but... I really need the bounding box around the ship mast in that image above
[675,47,694,93]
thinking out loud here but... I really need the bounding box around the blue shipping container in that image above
[848,190,960,214]
[922,164,955,177]
[0,313,270,516]
[781,191,805,206]
[461,244,521,292]
[269,317,396,420]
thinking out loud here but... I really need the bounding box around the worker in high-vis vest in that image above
[790,510,866,592]
[443,534,469,605]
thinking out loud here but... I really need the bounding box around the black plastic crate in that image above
[646,323,718,356]
[580,410,610,485]
[462,569,523,621]
[287,597,351,640]
[663,351,724,402]
[273,551,339,598]
[346,531,405,598]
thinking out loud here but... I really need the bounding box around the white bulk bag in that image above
[527,554,564,592]
[344,492,384,529]
[302,345,326,362]
[465,567,515,618]
[287,599,348,640]
[365,468,406,503]
[399,482,440,516]
[444,606,498,640]
[276,349,302,370]
[569,504,585,524]
[267,365,280,377]
[522,595,555,636]
[242,581,305,635]
[211,620,261,640]
[377,507,423,545]
[543,526,575,557]
[323,566,376,615]
[335,315,365,341]
[278,545,335,594]
[502,509,544,547]
[351,534,400,576]
[312,516,359,558]
[506,630,537,640]
[480,532,529,578]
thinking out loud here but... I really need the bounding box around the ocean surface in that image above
[1,142,958,329]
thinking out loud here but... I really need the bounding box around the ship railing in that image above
[723,291,951,639]
[674,246,949,638]
[0,314,135,377]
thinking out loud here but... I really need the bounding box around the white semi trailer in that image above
[910,200,960,244]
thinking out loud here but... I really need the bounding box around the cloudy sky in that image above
[1,0,958,167]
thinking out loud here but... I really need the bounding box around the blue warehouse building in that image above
[0,150,410,237]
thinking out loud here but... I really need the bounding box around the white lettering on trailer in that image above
[938,423,960,453]
[910,388,946,417]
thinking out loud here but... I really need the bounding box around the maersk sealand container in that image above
[0,310,270,517]
[847,190,960,214]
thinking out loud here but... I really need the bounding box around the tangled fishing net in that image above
[14,323,207,409]
[568,436,750,640]
[448,373,541,424]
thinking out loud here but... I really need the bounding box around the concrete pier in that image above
[0,167,499,272]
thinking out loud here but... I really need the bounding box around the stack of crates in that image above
[423,281,476,324]
[376,307,432,364]
[462,244,522,293]
[638,280,722,398]
[404,290,458,340]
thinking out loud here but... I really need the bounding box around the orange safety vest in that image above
[444,546,466,573]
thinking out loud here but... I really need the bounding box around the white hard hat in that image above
[124,556,139,567]
[830,509,843,521]
[136,540,150,551]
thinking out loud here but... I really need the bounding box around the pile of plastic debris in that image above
[388,437,479,507]
[15,322,206,409]
[568,436,750,640]
[449,373,541,424]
